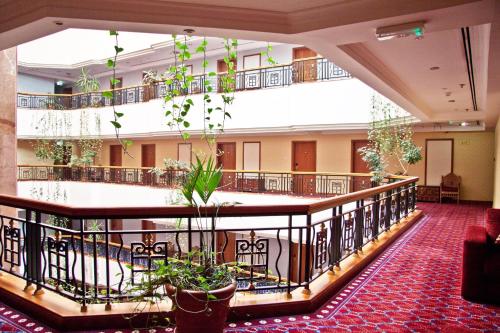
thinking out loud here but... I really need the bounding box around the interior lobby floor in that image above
[1,203,499,333]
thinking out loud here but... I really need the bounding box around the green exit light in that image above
[413,27,424,38]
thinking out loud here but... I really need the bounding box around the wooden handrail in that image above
[7,168,418,218]
[308,176,418,214]
[18,164,375,177]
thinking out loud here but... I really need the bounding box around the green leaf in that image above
[102,91,113,99]
[109,30,118,36]
[106,59,115,68]
[115,112,124,118]
[110,121,121,128]
[182,132,191,140]
[114,46,124,53]
[183,121,190,128]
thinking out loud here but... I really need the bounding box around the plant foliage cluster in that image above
[359,95,422,182]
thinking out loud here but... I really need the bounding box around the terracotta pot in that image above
[165,282,236,333]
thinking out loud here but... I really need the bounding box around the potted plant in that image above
[130,156,237,333]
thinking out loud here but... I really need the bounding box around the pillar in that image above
[0,47,17,215]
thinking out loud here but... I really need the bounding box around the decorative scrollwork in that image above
[342,213,354,252]
[315,223,328,271]
[364,206,373,238]
[3,223,21,268]
[235,230,269,290]
[47,232,70,285]
[130,238,168,284]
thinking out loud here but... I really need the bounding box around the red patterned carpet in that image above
[1,203,499,333]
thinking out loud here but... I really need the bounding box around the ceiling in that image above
[18,37,273,81]
[1,0,499,128]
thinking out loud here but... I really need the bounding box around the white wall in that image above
[94,44,296,89]
[18,78,374,139]
[18,73,55,93]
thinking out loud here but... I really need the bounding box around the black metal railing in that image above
[17,58,351,110]
[2,169,417,310]
[18,165,372,197]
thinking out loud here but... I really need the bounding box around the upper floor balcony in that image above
[16,57,383,139]
[18,57,350,110]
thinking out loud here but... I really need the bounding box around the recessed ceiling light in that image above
[445,92,452,96]
[430,66,440,71]
[448,100,455,103]
[459,83,466,88]
[461,121,469,127]
[183,28,195,35]
[54,21,63,26]
[442,87,448,90]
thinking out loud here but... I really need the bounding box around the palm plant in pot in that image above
[129,156,238,333]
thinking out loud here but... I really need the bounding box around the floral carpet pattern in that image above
[0,203,499,332]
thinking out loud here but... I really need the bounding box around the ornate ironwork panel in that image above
[47,235,70,284]
[342,213,354,252]
[314,223,328,270]
[130,235,168,284]
[3,224,21,267]
[235,231,269,288]
[364,206,373,238]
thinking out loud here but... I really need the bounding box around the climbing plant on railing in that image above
[103,30,132,155]
[359,94,422,182]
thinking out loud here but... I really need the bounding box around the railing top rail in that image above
[16,57,344,98]
[308,176,419,214]
[17,164,373,177]
[5,172,418,218]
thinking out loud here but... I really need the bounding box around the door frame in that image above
[424,138,454,186]
[291,141,317,172]
[242,141,261,170]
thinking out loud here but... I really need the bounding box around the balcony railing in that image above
[17,58,351,110]
[2,164,418,310]
[18,165,373,197]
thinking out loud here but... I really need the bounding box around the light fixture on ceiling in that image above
[375,21,425,41]
[54,21,63,26]
[183,28,195,36]
[461,121,469,127]
[430,66,440,71]
[56,80,64,86]
[448,100,455,103]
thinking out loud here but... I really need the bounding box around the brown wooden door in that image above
[351,140,371,192]
[217,59,237,92]
[217,142,237,190]
[141,144,156,185]
[110,144,122,182]
[292,141,316,195]
[293,47,317,83]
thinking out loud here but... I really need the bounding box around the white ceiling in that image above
[2,0,500,128]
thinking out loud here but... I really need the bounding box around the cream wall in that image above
[493,118,500,207]
[93,130,495,202]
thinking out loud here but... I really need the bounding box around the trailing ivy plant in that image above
[103,31,132,155]
[359,94,422,183]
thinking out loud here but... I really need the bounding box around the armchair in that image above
[440,173,461,204]
[461,208,500,304]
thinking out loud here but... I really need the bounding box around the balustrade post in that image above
[395,187,401,222]
[302,213,312,294]
[24,210,43,295]
[328,207,336,273]
[412,183,417,211]
[385,190,392,230]
[354,200,364,253]
[372,194,380,240]
[404,184,409,217]
[79,219,87,312]
[334,206,342,268]
[287,215,293,298]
